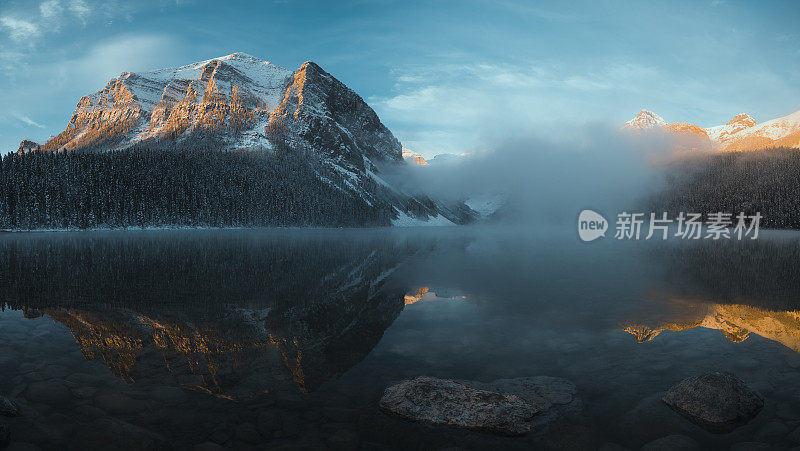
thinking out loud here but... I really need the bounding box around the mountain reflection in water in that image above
[623,302,800,352]
[0,230,452,397]
[621,236,800,354]
[1,229,800,450]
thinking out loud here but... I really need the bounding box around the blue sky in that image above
[0,0,798,157]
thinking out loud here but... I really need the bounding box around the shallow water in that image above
[0,227,799,450]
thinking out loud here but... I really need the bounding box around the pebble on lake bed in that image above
[0,396,19,417]
[661,372,764,433]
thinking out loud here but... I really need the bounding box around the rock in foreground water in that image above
[379,376,540,436]
[662,372,764,433]
[463,376,581,431]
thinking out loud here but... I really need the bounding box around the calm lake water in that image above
[1,227,799,450]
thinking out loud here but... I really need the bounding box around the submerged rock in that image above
[379,376,540,436]
[0,397,19,417]
[662,372,763,433]
[463,376,581,430]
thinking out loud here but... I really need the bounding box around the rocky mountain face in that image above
[27,52,475,226]
[16,139,39,153]
[624,108,800,151]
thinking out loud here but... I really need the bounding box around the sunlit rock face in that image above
[623,302,800,353]
[623,110,715,152]
[402,148,429,166]
[32,52,475,225]
[705,113,757,144]
[40,53,402,164]
[719,110,800,151]
[16,139,40,154]
[665,122,710,139]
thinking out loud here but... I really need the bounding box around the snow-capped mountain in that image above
[705,113,756,143]
[401,147,429,165]
[29,52,476,225]
[624,108,800,151]
[624,110,667,129]
[719,109,800,151]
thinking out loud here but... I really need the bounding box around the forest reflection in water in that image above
[1,228,799,449]
[0,229,449,397]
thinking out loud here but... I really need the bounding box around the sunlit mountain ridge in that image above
[625,108,800,151]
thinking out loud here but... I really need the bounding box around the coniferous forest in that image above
[653,147,800,229]
[0,145,391,229]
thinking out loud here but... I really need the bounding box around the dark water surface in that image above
[1,228,799,450]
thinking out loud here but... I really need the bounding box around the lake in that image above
[0,227,799,450]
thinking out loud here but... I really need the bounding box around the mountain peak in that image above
[402,147,429,166]
[727,113,756,128]
[17,139,40,154]
[220,52,259,60]
[625,110,667,129]
[10,52,475,227]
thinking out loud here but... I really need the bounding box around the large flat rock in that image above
[379,376,540,436]
[662,372,764,433]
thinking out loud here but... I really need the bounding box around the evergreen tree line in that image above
[0,145,391,229]
[652,147,800,229]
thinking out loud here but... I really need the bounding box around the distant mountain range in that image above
[624,108,800,151]
[11,53,476,227]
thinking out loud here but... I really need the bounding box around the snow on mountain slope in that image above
[32,52,477,225]
[624,110,667,129]
[401,147,429,165]
[624,108,800,151]
[720,109,800,151]
[623,110,713,151]
[465,194,505,219]
[705,113,756,143]
[41,52,294,153]
[391,210,455,226]
[743,109,800,140]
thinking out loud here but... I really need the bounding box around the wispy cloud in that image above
[0,17,40,42]
[371,61,641,156]
[1,0,121,44]
[60,34,184,88]
[13,114,45,129]
[0,31,184,153]
[68,0,91,25]
[371,58,795,158]
[39,0,64,21]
